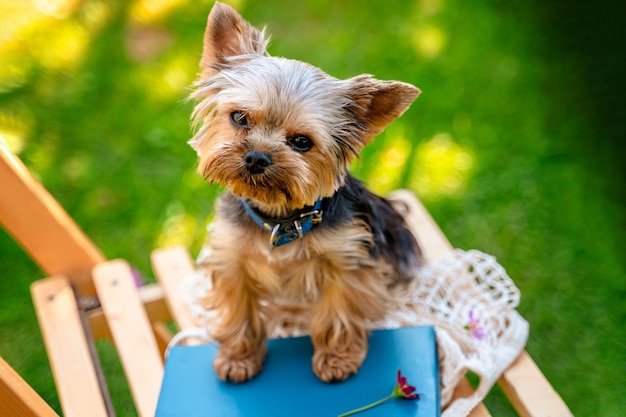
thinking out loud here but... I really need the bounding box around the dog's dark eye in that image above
[289,135,313,152]
[230,111,248,127]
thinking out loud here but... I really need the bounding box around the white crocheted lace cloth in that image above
[180,249,528,417]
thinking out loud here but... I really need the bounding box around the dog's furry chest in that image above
[236,226,379,304]
[253,251,324,303]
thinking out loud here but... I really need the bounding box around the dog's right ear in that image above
[199,2,268,79]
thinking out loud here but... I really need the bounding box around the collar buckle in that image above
[299,208,323,224]
[242,198,323,248]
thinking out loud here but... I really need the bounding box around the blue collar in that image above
[241,198,323,247]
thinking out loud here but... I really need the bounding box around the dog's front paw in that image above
[214,346,265,383]
[312,348,366,382]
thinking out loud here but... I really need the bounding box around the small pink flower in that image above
[393,369,420,399]
[465,309,487,339]
[338,369,420,416]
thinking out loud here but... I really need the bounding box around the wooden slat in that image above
[0,357,59,417]
[499,351,573,417]
[152,322,174,358]
[92,260,163,417]
[86,283,172,340]
[389,189,572,417]
[0,148,104,296]
[151,246,197,331]
[452,379,492,417]
[30,277,110,417]
[388,189,453,264]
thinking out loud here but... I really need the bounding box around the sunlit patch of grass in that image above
[0,1,93,90]
[410,132,474,198]
[0,131,25,155]
[35,0,80,19]
[31,20,90,70]
[131,53,195,101]
[80,0,113,31]
[366,125,412,195]
[0,2,47,91]
[156,201,200,249]
[412,25,446,59]
[0,53,33,93]
[411,0,446,59]
[0,2,34,38]
[0,2,44,45]
[0,109,32,154]
[163,56,194,93]
[129,0,187,24]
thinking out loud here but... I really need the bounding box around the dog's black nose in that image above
[244,150,272,174]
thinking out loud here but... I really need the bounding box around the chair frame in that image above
[0,146,572,417]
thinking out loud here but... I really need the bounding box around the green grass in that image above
[1,1,624,416]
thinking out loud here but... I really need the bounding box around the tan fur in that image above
[191,2,420,383]
[202,209,393,382]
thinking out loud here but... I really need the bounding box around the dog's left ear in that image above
[199,2,268,78]
[347,76,421,144]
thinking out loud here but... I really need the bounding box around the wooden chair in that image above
[0,145,573,417]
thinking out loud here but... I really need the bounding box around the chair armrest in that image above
[0,357,60,417]
[500,351,573,417]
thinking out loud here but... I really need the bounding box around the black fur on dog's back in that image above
[321,175,422,284]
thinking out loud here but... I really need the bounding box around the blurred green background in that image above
[1,0,624,415]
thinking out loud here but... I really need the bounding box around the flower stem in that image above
[337,393,394,417]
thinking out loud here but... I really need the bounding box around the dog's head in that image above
[190,2,420,217]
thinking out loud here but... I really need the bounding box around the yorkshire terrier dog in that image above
[190,2,422,383]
